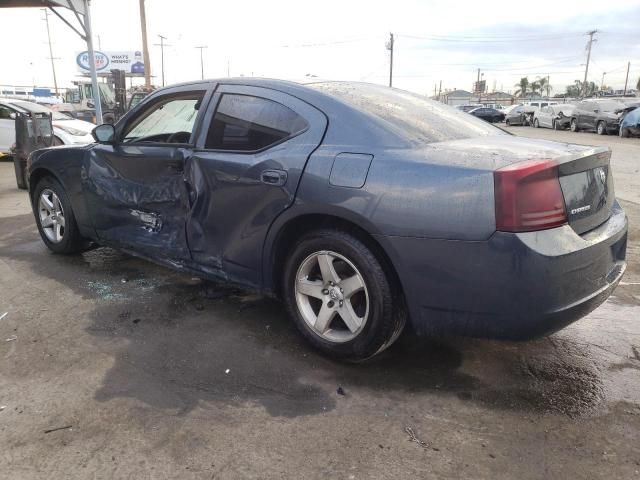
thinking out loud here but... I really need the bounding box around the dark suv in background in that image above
[570,100,625,135]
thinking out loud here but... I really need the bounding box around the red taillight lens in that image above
[494,159,567,232]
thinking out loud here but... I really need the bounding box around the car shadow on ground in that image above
[0,216,607,419]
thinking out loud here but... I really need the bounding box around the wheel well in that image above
[29,168,58,199]
[270,214,403,300]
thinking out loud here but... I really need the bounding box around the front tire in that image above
[620,127,630,138]
[570,119,579,132]
[533,119,539,128]
[283,229,406,361]
[597,121,607,135]
[33,176,87,254]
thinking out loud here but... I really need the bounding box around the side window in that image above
[205,94,308,151]
[122,91,204,143]
[0,105,15,120]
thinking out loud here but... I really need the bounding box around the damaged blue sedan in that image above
[28,79,627,360]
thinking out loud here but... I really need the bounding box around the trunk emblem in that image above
[571,205,591,215]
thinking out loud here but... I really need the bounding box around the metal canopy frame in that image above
[0,0,103,123]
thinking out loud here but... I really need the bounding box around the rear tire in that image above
[32,176,88,254]
[597,121,607,135]
[283,229,406,361]
[620,127,630,138]
[505,119,510,126]
[533,119,539,128]
[570,119,579,132]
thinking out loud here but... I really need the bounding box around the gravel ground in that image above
[0,127,639,479]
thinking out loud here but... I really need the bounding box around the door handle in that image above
[260,169,287,186]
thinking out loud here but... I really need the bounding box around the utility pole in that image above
[154,35,169,86]
[386,33,394,88]
[438,79,442,98]
[195,46,207,80]
[623,61,631,96]
[581,30,598,97]
[227,58,230,77]
[139,0,151,87]
[43,9,59,97]
[600,71,606,92]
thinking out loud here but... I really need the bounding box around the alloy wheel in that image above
[38,189,65,243]
[294,250,369,343]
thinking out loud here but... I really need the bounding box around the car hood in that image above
[52,118,95,134]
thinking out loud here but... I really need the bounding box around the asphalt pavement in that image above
[0,128,639,479]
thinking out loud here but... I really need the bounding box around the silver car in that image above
[533,104,575,130]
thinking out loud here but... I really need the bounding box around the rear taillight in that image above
[494,159,567,232]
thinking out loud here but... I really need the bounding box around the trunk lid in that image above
[556,148,613,235]
[420,136,614,235]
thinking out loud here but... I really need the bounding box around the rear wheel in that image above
[570,119,579,132]
[620,127,630,138]
[597,121,607,135]
[505,119,511,126]
[533,119,539,128]
[283,229,406,361]
[33,176,88,254]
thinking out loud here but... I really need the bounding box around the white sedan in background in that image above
[0,98,94,155]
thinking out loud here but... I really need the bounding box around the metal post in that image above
[43,9,59,98]
[84,0,103,124]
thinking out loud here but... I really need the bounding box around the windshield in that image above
[309,82,503,145]
[8,100,72,120]
[596,101,625,112]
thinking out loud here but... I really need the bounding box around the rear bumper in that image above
[375,201,628,339]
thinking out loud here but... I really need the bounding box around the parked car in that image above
[0,98,94,154]
[27,79,627,360]
[468,107,505,123]
[570,100,626,135]
[619,106,640,137]
[505,105,537,126]
[455,104,482,112]
[533,104,575,130]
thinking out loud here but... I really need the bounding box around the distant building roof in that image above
[485,91,514,99]
[446,89,473,98]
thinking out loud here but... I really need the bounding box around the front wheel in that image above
[533,119,539,128]
[597,121,607,135]
[570,119,579,132]
[283,229,406,361]
[33,176,88,254]
[620,127,630,138]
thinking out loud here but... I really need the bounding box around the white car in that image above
[0,98,94,154]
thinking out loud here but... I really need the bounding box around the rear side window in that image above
[310,82,502,145]
[206,94,308,151]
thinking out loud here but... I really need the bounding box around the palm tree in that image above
[530,81,540,96]
[514,77,529,98]
[537,76,552,97]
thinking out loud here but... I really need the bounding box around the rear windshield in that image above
[309,82,504,144]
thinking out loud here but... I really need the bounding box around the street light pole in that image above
[195,46,207,80]
[139,0,151,87]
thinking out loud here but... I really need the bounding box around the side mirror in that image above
[9,112,16,120]
[91,124,116,143]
